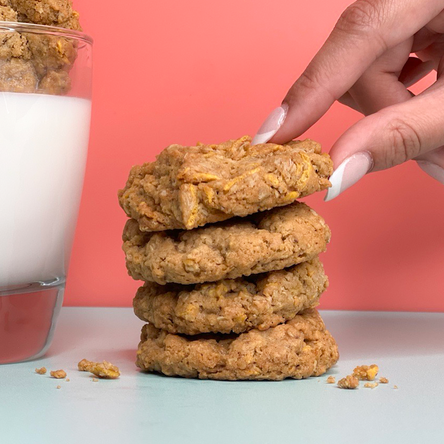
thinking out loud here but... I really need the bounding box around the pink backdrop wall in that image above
[66,0,444,310]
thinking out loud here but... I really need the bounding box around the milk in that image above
[0,92,91,288]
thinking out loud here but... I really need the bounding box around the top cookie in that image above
[118,135,333,232]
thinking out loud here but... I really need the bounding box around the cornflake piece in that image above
[353,364,379,381]
[364,382,378,389]
[78,359,120,379]
[35,367,47,375]
[89,361,120,379]
[50,369,67,379]
[326,376,335,384]
[379,377,389,384]
[337,375,359,389]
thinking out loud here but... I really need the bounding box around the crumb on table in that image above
[326,376,335,384]
[379,377,389,384]
[78,359,120,379]
[393,385,398,389]
[35,367,47,375]
[337,375,359,389]
[364,382,378,389]
[78,358,93,372]
[92,378,98,382]
[56,385,61,389]
[353,364,379,381]
[50,369,67,379]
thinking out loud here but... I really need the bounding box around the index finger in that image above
[269,0,444,144]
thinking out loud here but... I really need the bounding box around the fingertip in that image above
[251,103,288,146]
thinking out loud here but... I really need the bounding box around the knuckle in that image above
[337,0,383,35]
[387,118,422,165]
[296,69,336,101]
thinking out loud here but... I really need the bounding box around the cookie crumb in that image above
[78,358,93,372]
[364,382,378,389]
[35,367,47,375]
[92,378,98,382]
[393,385,398,389]
[56,385,61,389]
[66,378,70,382]
[337,375,359,389]
[50,369,67,379]
[353,364,378,381]
[89,361,120,379]
[379,377,389,384]
[78,359,120,378]
[326,376,335,384]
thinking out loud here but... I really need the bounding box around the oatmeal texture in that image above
[133,257,328,335]
[0,0,81,94]
[136,309,339,381]
[123,202,331,285]
[118,136,333,232]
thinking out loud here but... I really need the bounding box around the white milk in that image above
[0,92,91,288]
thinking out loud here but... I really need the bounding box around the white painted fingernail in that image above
[252,103,288,145]
[325,152,373,202]
[416,160,444,185]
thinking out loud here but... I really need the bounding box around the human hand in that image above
[252,0,444,200]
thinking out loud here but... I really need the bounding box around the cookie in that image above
[123,201,331,285]
[0,0,81,94]
[118,135,332,232]
[8,0,81,30]
[133,257,328,335]
[136,308,339,380]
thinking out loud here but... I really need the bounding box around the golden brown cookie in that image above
[133,257,328,335]
[123,201,331,285]
[118,136,332,232]
[136,309,339,380]
[0,0,81,94]
[8,0,81,30]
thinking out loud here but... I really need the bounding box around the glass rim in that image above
[0,21,93,44]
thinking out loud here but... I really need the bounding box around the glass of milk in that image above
[0,22,93,363]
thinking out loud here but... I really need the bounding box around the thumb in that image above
[325,84,444,201]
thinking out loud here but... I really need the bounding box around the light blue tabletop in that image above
[1,308,443,444]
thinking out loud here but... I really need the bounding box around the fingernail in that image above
[416,160,444,185]
[325,152,373,202]
[252,103,288,145]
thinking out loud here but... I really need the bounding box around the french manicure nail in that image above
[325,152,373,202]
[251,103,288,145]
[416,160,444,185]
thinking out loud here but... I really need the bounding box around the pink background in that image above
[66,0,444,311]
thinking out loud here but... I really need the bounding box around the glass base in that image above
[0,278,64,364]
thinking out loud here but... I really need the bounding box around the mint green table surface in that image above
[1,308,443,444]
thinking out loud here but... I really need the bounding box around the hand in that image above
[252,0,444,200]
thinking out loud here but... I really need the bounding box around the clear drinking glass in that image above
[0,22,93,364]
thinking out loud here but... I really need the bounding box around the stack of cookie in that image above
[118,135,339,380]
